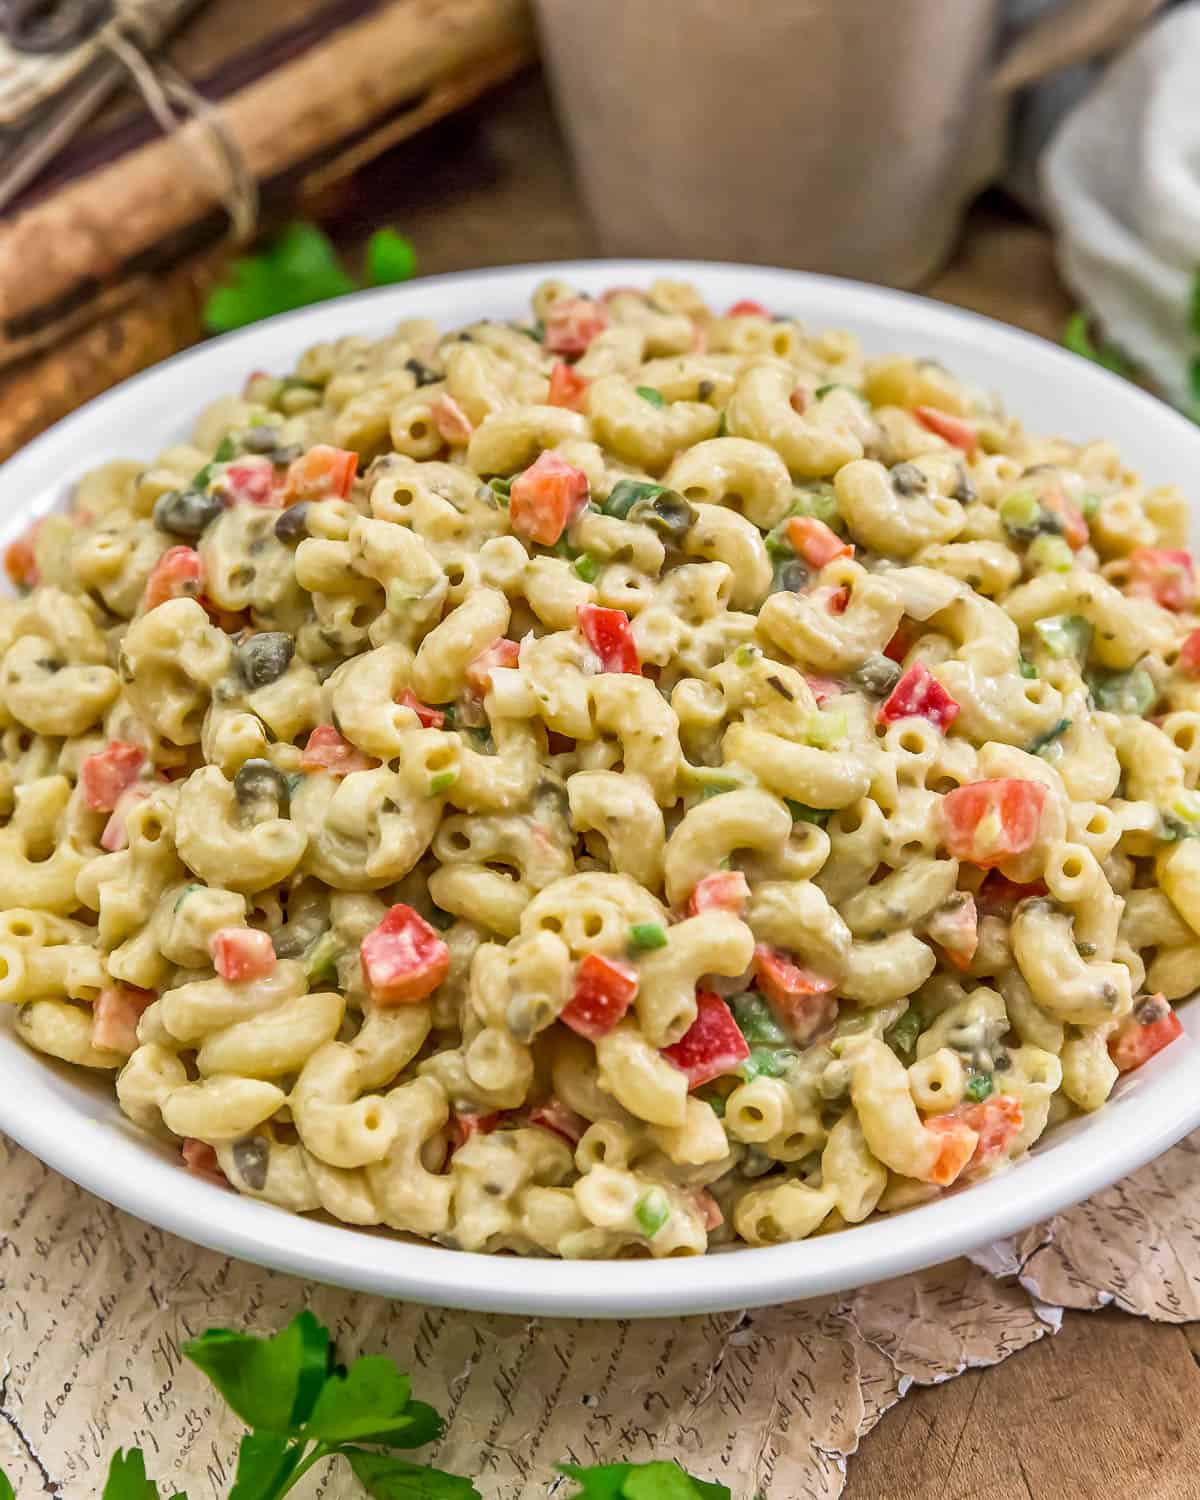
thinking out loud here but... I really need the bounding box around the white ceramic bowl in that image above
[3,262,1198,1318]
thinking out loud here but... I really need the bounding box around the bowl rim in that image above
[3,258,1198,1318]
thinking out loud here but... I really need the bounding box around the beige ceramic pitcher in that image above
[535,0,1164,287]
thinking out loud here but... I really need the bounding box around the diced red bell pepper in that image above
[544,297,609,356]
[221,458,278,507]
[1108,994,1184,1073]
[925,893,978,971]
[878,661,960,731]
[547,362,590,412]
[786,516,853,568]
[1178,629,1200,676]
[752,944,838,1043]
[181,1138,226,1182]
[360,903,450,1005]
[913,405,978,454]
[1042,489,1089,550]
[922,1115,979,1186]
[884,623,914,664]
[560,952,640,1040]
[804,674,843,705]
[828,585,851,615]
[975,871,1048,918]
[282,444,357,504]
[398,689,445,729]
[299,724,379,777]
[209,927,277,983]
[465,637,521,694]
[661,991,750,1090]
[1126,548,1196,612]
[509,451,591,546]
[144,545,204,610]
[959,1094,1024,1165]
[688,870,750,917]
[4,522,41,589]
[80,741,145,812]
[100,784,152,851]
[449,1110,501,1152]
[578,603,641,675]
[694,1187,724,1230]
[940,779,1047,867]
[91,984,155,1054]
[431,393,474,447]
[727,299,771,317]
[528,1095,587,1145]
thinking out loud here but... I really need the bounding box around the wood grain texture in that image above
[845,1307,1200,1499]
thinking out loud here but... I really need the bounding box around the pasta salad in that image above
[1,278,1195,1258]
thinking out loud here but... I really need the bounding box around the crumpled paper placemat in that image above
[1,1131,1197,1498]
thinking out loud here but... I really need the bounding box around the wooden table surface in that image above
[333,71,1200,1498]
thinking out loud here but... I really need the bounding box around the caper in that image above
[770,557,809,594]
[270,443,304,466]
[851,654,902,697]
[153,488,224,539]
[890,462,928,496]
[231,1135,269,1190]
[627,489,695,545]
[405,356,442,387]
[236,631,294,689]
[232,758,289,815]
[274,502,310,544]
[240,425,281,454]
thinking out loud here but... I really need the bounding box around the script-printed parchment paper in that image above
[1,1131,1196,1497]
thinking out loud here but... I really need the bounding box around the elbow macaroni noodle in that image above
[1,278,1196,1258]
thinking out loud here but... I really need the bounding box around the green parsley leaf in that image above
[629,922,668,951]
[965,1072,994,1103]
[183,1308,330,1434]
[227,1432,299,1500]
[1063,311,1130,375]
[366,229,418,287]
[785,800,832,826]
[635,386,666,408]
[303,1358,442,1448]
[344,1449,482,1499]
[558,1461,730,1500]
[101,1449,186,1500]
[0,1471,11,1500]
[204,223,358,333]
[739,1045,797,1081]
[1028,717,1072,757]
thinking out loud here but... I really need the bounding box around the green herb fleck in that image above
[785,800,832,826]
[634,1188,671,1238]
[739,1046,798,1082]
[635,386,666,408]
[573,552,600,582]
[429,769,458,796]
[1018,657,1038,680]
[965,1072,994,1103]
[1028,717,1071,756]
[629,922,668,951]
[488,475,514,501]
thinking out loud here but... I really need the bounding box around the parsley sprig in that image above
[0,1311,728,1500]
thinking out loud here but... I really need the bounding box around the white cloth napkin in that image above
[1039,1,1200,410]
